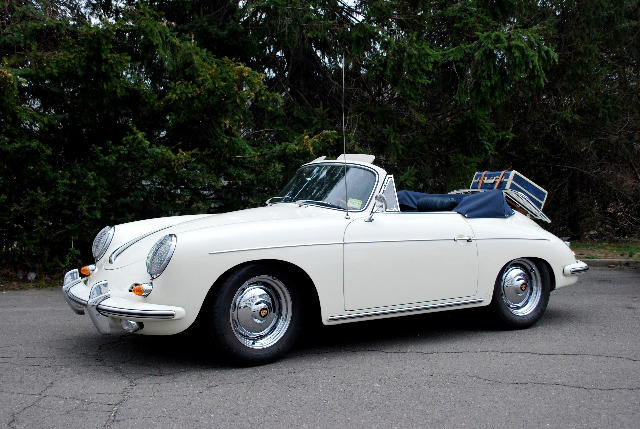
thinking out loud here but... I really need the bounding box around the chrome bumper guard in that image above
[62,269,184,334]
[62,269,86,315]
[563,260,589,276]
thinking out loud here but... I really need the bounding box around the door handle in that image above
[454,236,473,242]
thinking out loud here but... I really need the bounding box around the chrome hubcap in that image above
[230,275,292,349]
[501,259,541,316]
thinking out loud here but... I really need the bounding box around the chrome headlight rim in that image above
[92,226,115,262]
[146,234,177,280]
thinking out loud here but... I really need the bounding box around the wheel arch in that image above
[488,256,552,328]
[528,257,556,291]
[198,258,322,324]
[487,256,556,306]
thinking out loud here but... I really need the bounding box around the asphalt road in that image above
[1,267,639,428]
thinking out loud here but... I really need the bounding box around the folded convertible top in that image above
[397,189,514,219]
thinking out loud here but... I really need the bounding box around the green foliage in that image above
[1,0,638,273]
[0,1,317,271]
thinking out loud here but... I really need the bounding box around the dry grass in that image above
[572,241,640,260]
[0,271,60,291]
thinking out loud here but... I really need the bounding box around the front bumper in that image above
[563,260,589,276]
[62,269,185,334]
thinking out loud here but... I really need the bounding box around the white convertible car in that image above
[62,154,588,364]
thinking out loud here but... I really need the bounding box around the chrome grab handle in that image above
[454,236,473,242]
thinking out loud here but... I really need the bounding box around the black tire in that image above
[489,258,551,329]
[205,263,302,365]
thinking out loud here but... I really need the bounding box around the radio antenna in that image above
[342,52,349,219]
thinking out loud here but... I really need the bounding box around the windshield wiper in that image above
[296,200,345,210]
[268,196,295,204]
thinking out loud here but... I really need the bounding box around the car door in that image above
[343,211,478,310]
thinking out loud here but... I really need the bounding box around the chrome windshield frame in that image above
[276,162,380,213]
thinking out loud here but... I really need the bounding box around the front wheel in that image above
[489,258,550,329]
[205,264,301,365]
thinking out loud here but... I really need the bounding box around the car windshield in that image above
[273,164,377,211]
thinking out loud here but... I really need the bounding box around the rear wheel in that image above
[489,258,550,329]
[206,263,301,365]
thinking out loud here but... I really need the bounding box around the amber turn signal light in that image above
[129,282,153,297]
[80,264,96,277]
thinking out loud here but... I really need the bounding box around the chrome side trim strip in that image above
[473,238,549,241]
[208,238,549,255]
[347,238,547,246]
[347,238,465,245]
[96,305,176,320]
[209,242,341,255]
[328,298,484,321]
[209,239,474,255]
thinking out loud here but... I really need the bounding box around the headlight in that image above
[92,226,114,261]
[146,234,177,279]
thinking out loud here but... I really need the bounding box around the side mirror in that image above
[365,194,387,222]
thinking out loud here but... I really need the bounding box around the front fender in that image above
[144,216,349,334]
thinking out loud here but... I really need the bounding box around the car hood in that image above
[103,203,341,269]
